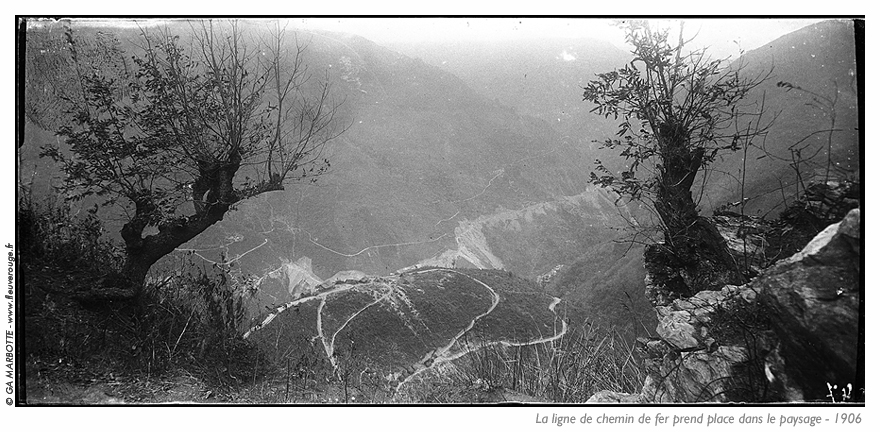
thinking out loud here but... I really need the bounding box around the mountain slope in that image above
[389,36,630,141]
[22,20,854,342]
[445,19,860,336]
[704,19,860,216]
[21,23,635,324]
[245,268,566,396]
[393,20,859,218]
[159,29,633,309]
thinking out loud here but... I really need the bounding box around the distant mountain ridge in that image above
[389,36,631,149]
[163,28,634,311]
[385,19,859,335]
[393,20,859,217]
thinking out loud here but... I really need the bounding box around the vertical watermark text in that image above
[5,243,14,405]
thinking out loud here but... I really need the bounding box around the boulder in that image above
[642,346,749,403]
[655,308,700,350]
[654,285,759,352]
[759,208,861,400]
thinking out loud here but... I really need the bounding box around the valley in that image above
[164,21,859,339]
[18,18,861,405]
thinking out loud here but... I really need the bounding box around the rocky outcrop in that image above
[644,180,859,309]
[783,180,860,228]
[766,180,860,262]
[639,283,771,403]
[591,205,861,403]
[654,285,759,351]
[759,208,861,401]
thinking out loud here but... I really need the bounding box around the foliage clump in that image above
[583,21,774,296]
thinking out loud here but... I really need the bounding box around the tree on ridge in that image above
[39,20,346,297]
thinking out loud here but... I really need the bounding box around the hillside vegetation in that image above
[21,197,639,403]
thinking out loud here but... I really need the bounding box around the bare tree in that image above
[41,20,345,297]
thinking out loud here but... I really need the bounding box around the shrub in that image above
[21,195,273,399]
[19,194,122,274]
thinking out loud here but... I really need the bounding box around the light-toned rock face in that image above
[642,283,767,402]
[654,284,760,352]
[783,207,860,266]
[273,256,322,298]
[656,308,700,350]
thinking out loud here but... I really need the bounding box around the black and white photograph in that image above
[10,11,865,426]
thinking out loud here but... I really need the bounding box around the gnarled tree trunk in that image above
[650,133,743,302]
[117,155,277,296]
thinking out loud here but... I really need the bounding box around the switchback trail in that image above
[244,267,568,395]
[244,278,397,375]
[242,284,357,339]
[394,268,567,395]
[325,289,393,371]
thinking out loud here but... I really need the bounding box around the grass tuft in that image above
[399,320,645,403]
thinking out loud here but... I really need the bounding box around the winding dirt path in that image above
[394,268,567,394]
[244,267,569,397]
[316,297,332,367]
[176,238,269,266]
[327,289,393,368]
[410,269,501,356]
[305,232,451,258]
[244,279,396,375]
[242,284,356,339]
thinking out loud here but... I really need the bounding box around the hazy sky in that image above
[291,18,828,59]
[56,17,830,60]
